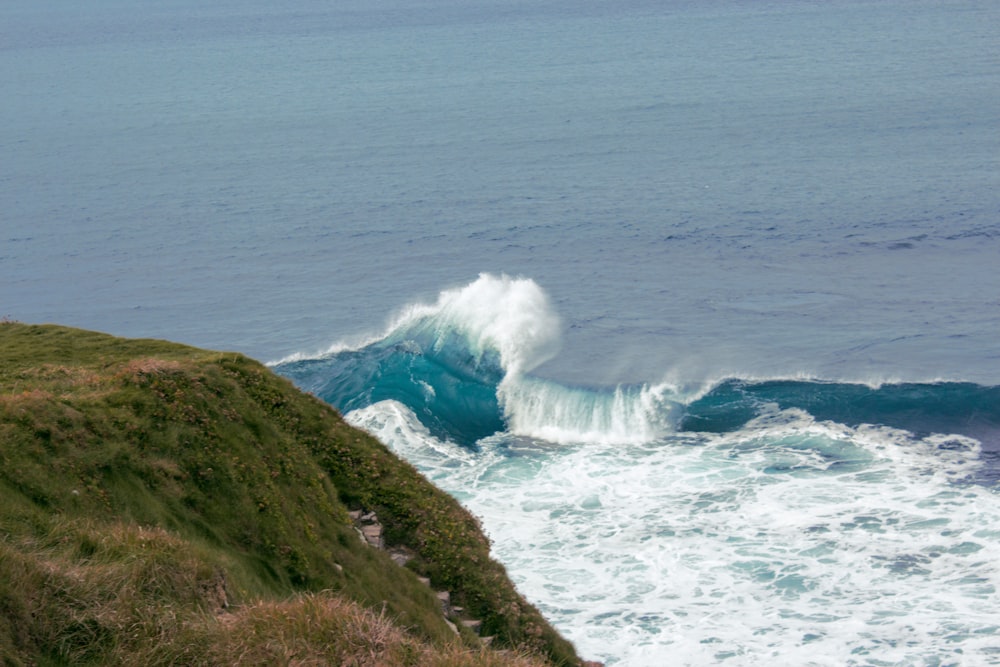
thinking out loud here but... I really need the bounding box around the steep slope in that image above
[0,323,580,666]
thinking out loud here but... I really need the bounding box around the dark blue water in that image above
[4,0,1000,663]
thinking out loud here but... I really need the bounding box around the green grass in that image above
[0,323,581,666]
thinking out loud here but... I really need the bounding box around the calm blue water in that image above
[4,0,1000,663]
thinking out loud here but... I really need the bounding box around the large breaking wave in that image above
[274,273,1000,451]
[272,274,1000,665]
[274,273,681,445]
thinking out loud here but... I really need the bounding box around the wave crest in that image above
[274,275,999,450]
[275,274,678,445]
[386,273,562,377]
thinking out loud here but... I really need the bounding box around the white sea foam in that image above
[390,273,563,376]
[346,401,1000,666]
[344,400,477,472]
[274,273,562,369]
[498,377,680,445]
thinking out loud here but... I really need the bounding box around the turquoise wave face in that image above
[682,380,1000,448]
[273,276,999,453]
[276,341,506,445]
[280,339,1000,457]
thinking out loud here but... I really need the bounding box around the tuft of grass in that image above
[0,520,221,665]
[0,323,582,666]
[1,527,551,667]
[129,591,553,667]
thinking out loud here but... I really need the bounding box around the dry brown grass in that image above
[131,592,552,667]
[2,522,551,667]
[118,357,185,378]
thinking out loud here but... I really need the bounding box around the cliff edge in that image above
[0,323,582,666]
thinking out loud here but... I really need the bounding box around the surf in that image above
[334,387,998,667]
[275,274,999,453]
[272,274,1000,666]
[274,273,685,446]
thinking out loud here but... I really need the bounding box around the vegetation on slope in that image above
[0,323,580,666]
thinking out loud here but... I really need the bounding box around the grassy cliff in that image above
[0,323,581,666]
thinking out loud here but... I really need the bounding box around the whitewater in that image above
[4,0,1000,663]
[276,274,1000,666]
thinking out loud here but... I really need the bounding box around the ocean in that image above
[3,0,1000,664]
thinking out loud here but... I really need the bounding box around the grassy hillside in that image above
[0,323,581,666]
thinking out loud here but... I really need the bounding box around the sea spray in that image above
[397,273,563,377]
[275,273,683,446]
[277,275,1000,665]
[498,376,680,445]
